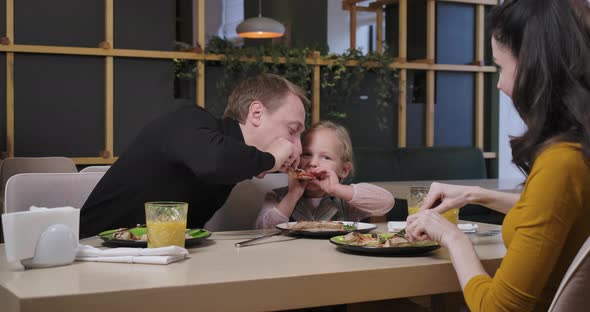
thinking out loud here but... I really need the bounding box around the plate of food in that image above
[276,221,377,238]
[330,232,441,255]
[98,227,211,248]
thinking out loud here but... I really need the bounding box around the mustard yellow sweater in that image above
[464,143,590,312]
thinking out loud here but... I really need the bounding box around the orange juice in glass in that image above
[407,186,459,224]
[145,202,188,248]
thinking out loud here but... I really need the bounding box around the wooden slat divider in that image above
[196,0,205,108]
[5,0,14,157]
[6,53,13,158]
[397,0,407,147]
[0,45,497,72]
[104,0,114,158]
[483,152,497,159]
[438,0,497,5]
[312,51,321,123]
[475,4,485,149]
[425,0,436,147]
[376,8,383,54]
[343,4,377,13]
[73,157,119,165]
[350,3,357,49]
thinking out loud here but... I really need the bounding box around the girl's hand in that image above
[420,182,478,214]
[287,175,309,199]
[309,167,340,194]
[405,209,464,247]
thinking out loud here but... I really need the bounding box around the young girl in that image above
[255,121,394,229]
[405,1,590,311]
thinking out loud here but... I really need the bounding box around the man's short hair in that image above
[223,73,310,123]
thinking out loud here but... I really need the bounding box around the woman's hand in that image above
[420,182,479,214]
[405,210,464,247]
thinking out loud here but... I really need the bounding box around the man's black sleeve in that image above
[164,126,276,185]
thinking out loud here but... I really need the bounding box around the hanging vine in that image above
[175,37,398,130]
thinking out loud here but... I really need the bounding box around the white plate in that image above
[387,221,479,233]
[276,221,377,238]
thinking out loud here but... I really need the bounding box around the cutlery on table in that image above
[234,231,282,247]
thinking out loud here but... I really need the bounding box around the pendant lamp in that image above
[236,0,285,39]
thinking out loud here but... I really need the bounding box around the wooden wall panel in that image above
[406,70,426,147]
[320,72,397,149]
[14,0,104,47]
[203,65,225,119]
[114,0,175,51]
[0,0,5,37]
[435,72,474,146]
[436,3,474,65]
[14,54,104,156]
[113,58,183,155]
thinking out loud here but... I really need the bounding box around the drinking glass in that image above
[407,186,459,224]
[145,202,188,248]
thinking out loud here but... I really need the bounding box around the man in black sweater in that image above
[80,74,307,238]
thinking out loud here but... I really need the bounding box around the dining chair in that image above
[204,172,288,231]
[0,157,78,242]
[548,235,590,312]
[0,157,78,190]
[79,165,110,173]
[3,172,105,213]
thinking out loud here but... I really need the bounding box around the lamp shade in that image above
[236,16,285,39]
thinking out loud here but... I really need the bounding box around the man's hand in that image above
[264,137,300,173]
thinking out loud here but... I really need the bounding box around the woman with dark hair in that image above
[404,0,590,311]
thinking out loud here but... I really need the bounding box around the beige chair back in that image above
[204,173,288,231]
[549,235,590,312]
[0,157,77,190]
[79,165,110,173]
[4,172,105,213]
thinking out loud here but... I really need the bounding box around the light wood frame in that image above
[2,0,498,164]
[345,0,499,157]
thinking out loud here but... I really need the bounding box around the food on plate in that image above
[288,221,356,232]
[112,228,142,241]
[109,227,192,241]
[342,232,436,247]
[287,167,318,180]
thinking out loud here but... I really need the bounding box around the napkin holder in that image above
[2,207,80,269]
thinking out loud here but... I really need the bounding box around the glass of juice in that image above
[407,186,459,224]
[145,201,188,248]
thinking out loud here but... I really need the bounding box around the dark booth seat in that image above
[353,146,504,225]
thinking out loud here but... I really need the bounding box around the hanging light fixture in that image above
[236,0,285,39]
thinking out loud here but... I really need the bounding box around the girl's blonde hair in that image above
[302,121,355,177]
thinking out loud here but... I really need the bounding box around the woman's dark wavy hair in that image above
[488,0,590,174]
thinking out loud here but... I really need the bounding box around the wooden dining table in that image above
[0,223,506,312]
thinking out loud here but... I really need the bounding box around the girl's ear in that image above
[339,162,352,179]
[246,101,264,127]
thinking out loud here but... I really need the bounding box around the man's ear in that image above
[247,101,264,127]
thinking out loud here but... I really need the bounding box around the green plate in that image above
[330,233,441,256]
[98,227,211,248]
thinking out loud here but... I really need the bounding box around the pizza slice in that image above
[287,167,317,180]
